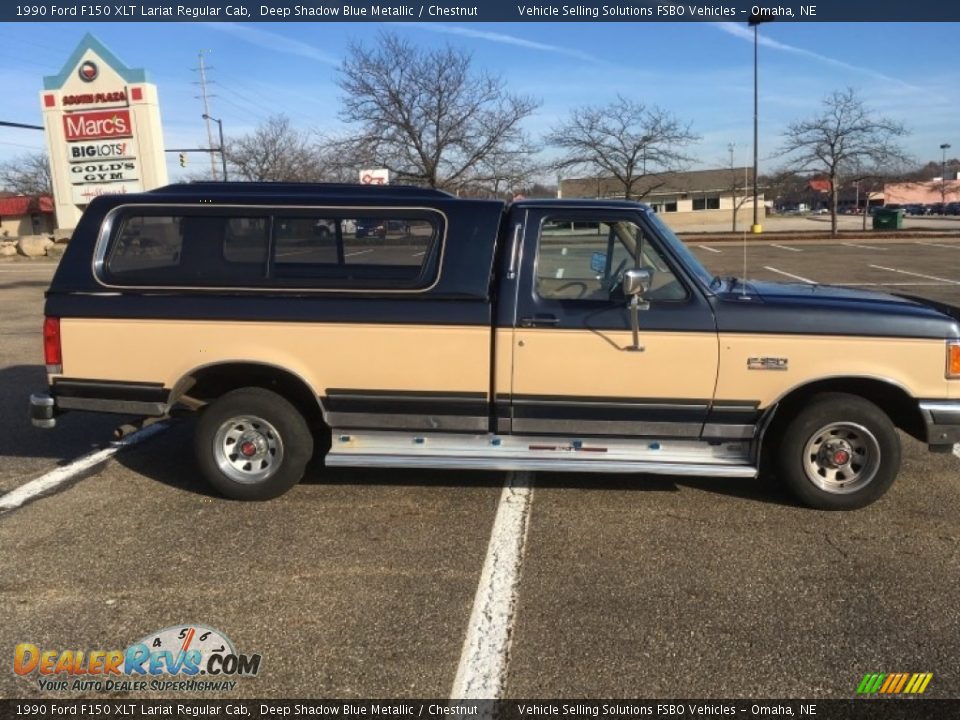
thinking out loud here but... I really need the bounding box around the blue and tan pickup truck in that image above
[29,183,960,508]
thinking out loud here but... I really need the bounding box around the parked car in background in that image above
[904,204,926,216]
[355,218,411,238]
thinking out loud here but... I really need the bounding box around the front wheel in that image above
[775,393,900,510]
[195,387,314,500]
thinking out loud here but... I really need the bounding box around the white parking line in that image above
[769,244,803,253]
[412,251,426,257]
[275,249,316,258]
[842,242,885,251]
[763,266,817,284]
[843,281,947,287]
[915,242,960,250]
[698,245,721,254]
[344,249,374,258]
[0,423,168,513]
[451,472,533,700]
[868,264,960,285]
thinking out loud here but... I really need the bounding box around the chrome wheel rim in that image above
[802,421,880,495]
[213,415,284,484]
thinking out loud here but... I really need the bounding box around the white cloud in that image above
[203,23,338,65]
[403,24,605,64]
[712,22,920,91]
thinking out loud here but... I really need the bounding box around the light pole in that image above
[202,114,228,181]
[940,143,951,205]
[748,14,773,234]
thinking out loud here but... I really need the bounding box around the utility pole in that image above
[940,143,951,205]
[195,51,218,180]
[747,13,774,234]
[728,143,738,232]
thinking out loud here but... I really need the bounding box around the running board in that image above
[325,430,758,478]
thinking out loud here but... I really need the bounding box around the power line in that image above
[214,70,333,126]
[212,79,273,117]
[0,121,44,130]
[215,95,268,124]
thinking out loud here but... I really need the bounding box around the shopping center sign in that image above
[40,33,168,229]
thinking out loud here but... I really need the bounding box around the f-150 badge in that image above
[747,357,789,370]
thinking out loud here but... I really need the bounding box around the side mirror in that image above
[622,267,652,297]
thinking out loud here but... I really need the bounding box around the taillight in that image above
[948,341,960,379]
[43,316,62,373]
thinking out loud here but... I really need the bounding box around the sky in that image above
[1,20,958,183]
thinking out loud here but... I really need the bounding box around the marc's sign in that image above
[63,109,133,142]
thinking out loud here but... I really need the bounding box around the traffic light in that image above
[179,152,187,168]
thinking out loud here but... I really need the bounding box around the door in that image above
[508,208,719,438]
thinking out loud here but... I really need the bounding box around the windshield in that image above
[644,211,716,290]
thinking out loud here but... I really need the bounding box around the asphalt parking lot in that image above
[1,239,959,701]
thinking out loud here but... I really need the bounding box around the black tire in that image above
[194,387,314,501]
[775,393,900,510]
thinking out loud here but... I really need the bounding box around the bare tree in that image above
[779,88,910,237]
[224,115,327,182]
[724,144,752,232]
[547,95,698,201]
[336,33,539,191]
[0,152,52,196]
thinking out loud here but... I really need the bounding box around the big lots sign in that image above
[62,109,132,141]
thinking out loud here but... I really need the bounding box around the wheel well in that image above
[171,363,325,427]
[764,378,926,444]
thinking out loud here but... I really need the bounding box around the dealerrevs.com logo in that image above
[13,624,261,693]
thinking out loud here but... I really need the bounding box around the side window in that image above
[343,218,432,266]
[273,217,339,265]
[106,216,183,275]
[104,214,269,285]
[535,218,686,302]
[223,218,269,265]
[272,214,438,288]
[102,209,441,290]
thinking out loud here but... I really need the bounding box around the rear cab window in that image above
[99,207,444,291]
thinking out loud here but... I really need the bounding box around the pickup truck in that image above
[29,183,960,509]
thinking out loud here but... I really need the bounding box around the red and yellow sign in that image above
[62,109,133,142]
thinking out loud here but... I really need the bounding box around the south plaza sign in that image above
[41,33,168,228]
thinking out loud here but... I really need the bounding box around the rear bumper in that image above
[919,401,960,448]
[29,381,169,429]
[29,393,57,429]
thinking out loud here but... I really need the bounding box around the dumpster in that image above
[873,208,904,230]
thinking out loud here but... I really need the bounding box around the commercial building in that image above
[883,175,960,205]
[558,167,764,228]
[0,194,55,237]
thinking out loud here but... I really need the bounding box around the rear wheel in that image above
[775,393,900,510]
[195,387,314,500]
